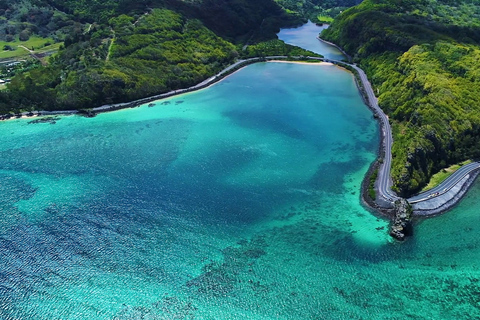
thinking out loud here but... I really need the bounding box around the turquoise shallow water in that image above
[1,62,480,319]
[277,21,346,60]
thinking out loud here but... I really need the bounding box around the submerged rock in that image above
[389,198,413,241]
[28,116,59,124]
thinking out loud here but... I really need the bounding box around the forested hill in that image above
[1,0,361,114]
[0,0,314,112]
[1,0,298,45]
[274,0,362,23]
[322,0,480,196]
[40,0,295,42]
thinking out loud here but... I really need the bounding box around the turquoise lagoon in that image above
[1,62,480,319]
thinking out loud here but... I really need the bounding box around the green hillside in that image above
[0,0,315,112]
[274,0,362,23]
[322,0,480,196]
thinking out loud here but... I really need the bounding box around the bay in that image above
[0,62,386,319]
[1,22,480,319]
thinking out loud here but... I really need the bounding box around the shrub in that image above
[19,30,31,41]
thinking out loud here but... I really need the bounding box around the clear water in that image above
[277,21,346,61]
[1,61,480,319]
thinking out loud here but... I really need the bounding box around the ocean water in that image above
[277,21,346,61]
[1,62,480,320]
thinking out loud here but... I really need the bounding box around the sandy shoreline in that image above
[0,56,332,122]
[268,60,334,66]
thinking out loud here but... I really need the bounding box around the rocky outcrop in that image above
[389,199,413,241]
[77,109,97,118]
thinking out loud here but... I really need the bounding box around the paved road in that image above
[316,57,400,203]
[307,56,480,205]
[347,63,400,202]
[408,162,480,203]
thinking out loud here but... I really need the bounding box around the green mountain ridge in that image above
[322,0,480,196]
[273,0,362,22]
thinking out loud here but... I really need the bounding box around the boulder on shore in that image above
[78,109,97,118]
[389,199,413,241]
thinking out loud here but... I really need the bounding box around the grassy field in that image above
[317,15,334,23]
[0,36,61,59]
[421,160,473,192]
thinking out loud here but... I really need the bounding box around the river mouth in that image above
[277,20,346,60]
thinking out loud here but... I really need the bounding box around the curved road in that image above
[316,57,400,203]
[408,162,480,203]
[347,63,400,202]
[311,56,480,206]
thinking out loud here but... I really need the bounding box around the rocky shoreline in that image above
[389,199,413,241]
[315,36,352,62]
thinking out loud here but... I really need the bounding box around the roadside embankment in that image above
[411,169,480,216]
[316,37,352,62]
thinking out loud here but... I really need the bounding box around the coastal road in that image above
[348,63,400,202]
[408,161,480,203]
[315,57,400,203]
[315,56,480,206]
[323,58,480,205]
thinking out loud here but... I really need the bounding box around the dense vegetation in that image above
[2,9,239,111]
[322,0,480,196]
[0,0,314,112]
[0,0,81,43]
[40,0,298,42]
[274,0,362,23]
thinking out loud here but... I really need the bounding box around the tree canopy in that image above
[322,0,480,196]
